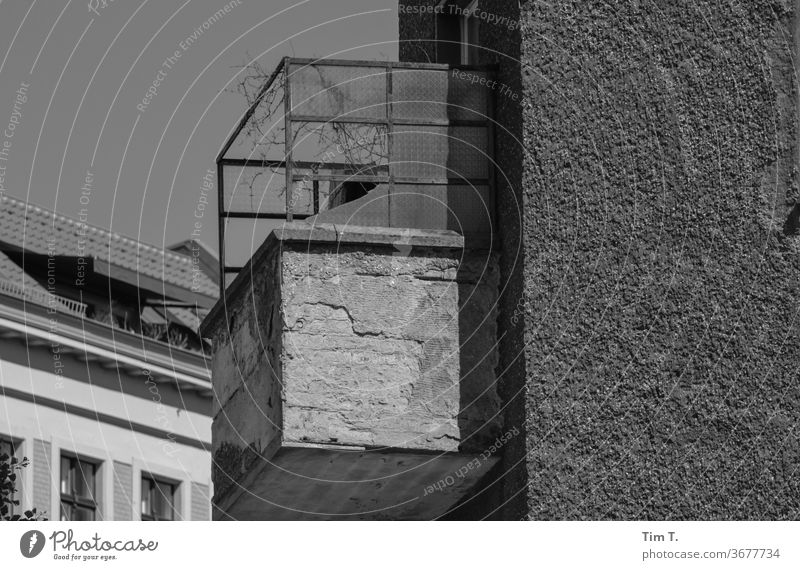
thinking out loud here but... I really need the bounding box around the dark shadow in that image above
[782,202,800,235]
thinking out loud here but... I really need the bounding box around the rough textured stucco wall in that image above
[400,0,800,519]
[398,1,438,63]
[519,0,799,519]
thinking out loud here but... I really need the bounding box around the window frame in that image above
[140,474,177,521]
[59,454,99,521]
[435,0,480,65]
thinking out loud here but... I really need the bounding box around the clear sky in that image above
[0,0,398,254]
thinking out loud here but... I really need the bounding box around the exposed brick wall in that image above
[112,461,133,521]
[191,482,210,520]
[31,439,51,518]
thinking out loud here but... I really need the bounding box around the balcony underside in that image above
[214,445,499,521]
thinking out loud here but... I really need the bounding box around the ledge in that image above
[200,223,464,338]
[274,223,464,248]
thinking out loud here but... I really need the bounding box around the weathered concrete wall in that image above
[281,242,497,451]
[456,252,503,451]
[203,224,503,509]
[205,239,284,503]
[400,0,800,519]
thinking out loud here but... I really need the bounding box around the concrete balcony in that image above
[201,224,502,519]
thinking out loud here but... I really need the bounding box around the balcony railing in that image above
[0,278,87,317]
[217,57,496,288]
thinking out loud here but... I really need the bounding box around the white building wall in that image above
[0,345,212,520]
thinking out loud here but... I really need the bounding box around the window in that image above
[0,438,14,458]
[60,455,98,521]
[436,0,480,65]
[0,437,17,516]
[141,476,176,521]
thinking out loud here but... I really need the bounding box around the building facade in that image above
[0,196,216,520]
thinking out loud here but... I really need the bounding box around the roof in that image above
[168,238,218,260]
[168,238,220,283]
[0,195,218,300]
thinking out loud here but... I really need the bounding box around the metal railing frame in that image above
[216,57,497,296]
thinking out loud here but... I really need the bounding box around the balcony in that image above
[217,57,497,289]
[0,278,87,317]
[205,58,502,520]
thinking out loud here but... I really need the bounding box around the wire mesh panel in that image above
[392,68,489,122]
[290,121,389,173]
[389,184,493,241]
[289,63,388,120]
[390,125,489,180]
